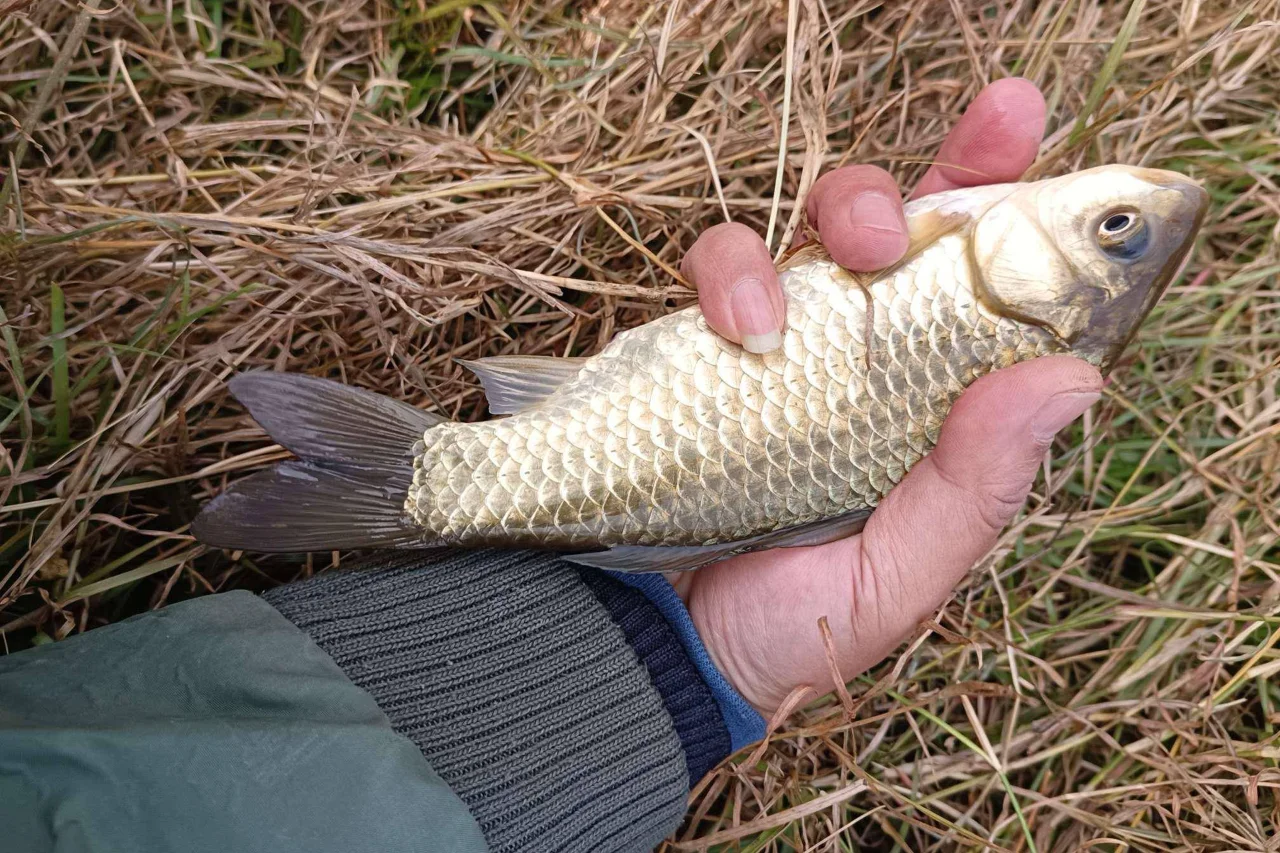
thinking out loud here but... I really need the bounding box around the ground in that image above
[2,0,1279,849]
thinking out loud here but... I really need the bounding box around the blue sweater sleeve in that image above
[607,573,766,752]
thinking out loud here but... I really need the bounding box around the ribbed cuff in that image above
[575,569,731,781]
[610,572,767,750]
[263,551,704,853]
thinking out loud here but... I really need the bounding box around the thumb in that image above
[849,355,1103,663]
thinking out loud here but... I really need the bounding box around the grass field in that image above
[3,0,1279,849]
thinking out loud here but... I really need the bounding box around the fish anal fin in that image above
[565,509,872,573]
[458,355,589,415]
[566,543,737,573]
[767,509,872,549]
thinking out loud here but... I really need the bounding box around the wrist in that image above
[575,569,735,782]
[676,542,867,717]
[685,587,781,717]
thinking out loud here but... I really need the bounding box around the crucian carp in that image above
[192,165,1208,571]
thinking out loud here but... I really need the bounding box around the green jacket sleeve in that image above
[0,590,488,853]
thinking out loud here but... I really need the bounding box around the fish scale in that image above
[407,235,1061,549]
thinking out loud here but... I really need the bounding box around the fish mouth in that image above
[1094,176,1210,372]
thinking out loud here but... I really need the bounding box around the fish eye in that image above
[1102,213,1133,233]
[1096,208,1149,261]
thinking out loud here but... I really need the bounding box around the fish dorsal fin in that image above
[777,241,832,272]
[847,208,975,288]
[565,508,872,573]
[458,355,589,415]
[902,208,973,263]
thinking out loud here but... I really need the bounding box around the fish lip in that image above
[1147,178,1210,305]
[1160,177,1210,233]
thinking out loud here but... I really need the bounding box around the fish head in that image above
[970,164,1208,372]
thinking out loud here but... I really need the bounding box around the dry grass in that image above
[3,0,1280,849]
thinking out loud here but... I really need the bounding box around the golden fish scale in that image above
[407,234,1061,548]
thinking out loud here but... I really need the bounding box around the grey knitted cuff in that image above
[263,550,690,853]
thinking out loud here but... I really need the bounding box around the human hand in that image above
[679,79,1104,714]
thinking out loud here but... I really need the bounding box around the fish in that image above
[191,165,1208,572]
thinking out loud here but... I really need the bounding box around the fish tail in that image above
[191,372,444,553]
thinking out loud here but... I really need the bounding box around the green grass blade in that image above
[49,283,70,446]
[60,552,193,604]
[1070,0,1146,145]
[0,303,29,434]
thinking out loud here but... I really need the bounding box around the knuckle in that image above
[811,166,904,231]
[691,222,768,298]
[932,457,1028,534]
[685,223,766,284]
[824,163,897,196]
[850,532,910,638]
[842,163,895,183]
[818,163,890,185]
[974,483,1029,530]
[697,221,762,253]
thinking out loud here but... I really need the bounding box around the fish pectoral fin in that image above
[565,509,873,573]
[457,355,589,415]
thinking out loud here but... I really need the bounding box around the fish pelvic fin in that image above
[192,372,444,553]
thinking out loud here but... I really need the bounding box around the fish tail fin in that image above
[191,372,445,553]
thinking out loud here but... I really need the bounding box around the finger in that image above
[682,222,786,354]
[911,77,1047,199]
[845,355,1102,671]
[804,165,910,271]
